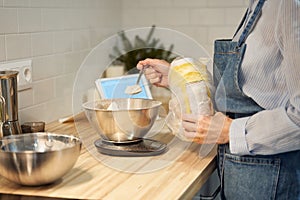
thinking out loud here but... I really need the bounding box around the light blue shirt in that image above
[230,0,300,155]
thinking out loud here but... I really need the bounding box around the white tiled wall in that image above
[0,0,248,124]
[0,0,122,123]
[122,0,248,54]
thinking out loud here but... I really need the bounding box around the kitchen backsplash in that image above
[122,0,248,54]
[0,0,122,123]
[0,0,247,124]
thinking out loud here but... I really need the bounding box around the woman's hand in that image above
[181,112,232,144]
[136,58,170,87]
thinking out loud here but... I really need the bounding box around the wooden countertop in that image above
[0,114,217,200]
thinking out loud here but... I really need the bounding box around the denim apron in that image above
[213,0,300,199]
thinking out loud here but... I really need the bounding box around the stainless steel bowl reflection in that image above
[0,132,82,186]
[82,98,162,143]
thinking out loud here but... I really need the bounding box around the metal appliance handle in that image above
[0,96,6,122]
[0,95,6,138]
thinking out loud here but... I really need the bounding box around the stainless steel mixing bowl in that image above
[0,132,82,186]
[82,98,162,143]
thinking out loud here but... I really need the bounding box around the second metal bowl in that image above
[0,132,81,186]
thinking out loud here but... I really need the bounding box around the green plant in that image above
[109,25,176,72]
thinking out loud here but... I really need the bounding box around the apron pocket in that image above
[223,153,280,200]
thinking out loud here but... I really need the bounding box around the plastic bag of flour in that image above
[166,57,214,141]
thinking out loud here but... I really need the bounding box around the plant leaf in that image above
[145,25,156,44]
[119,31,133,51]
[110,25,176,71]
[134,36,146,49]
[149,38,160,48]
[113,46,122,56]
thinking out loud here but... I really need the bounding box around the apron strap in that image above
[232,8,249,39]
[237,0,266,47]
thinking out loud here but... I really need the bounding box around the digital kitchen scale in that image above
[94,138,168,157]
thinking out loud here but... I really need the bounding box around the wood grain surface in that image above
[0,113,217,200]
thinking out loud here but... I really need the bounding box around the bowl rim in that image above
[0,132,82,154]
[82,98,162,111]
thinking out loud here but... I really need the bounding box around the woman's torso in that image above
[238,0,289,110]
